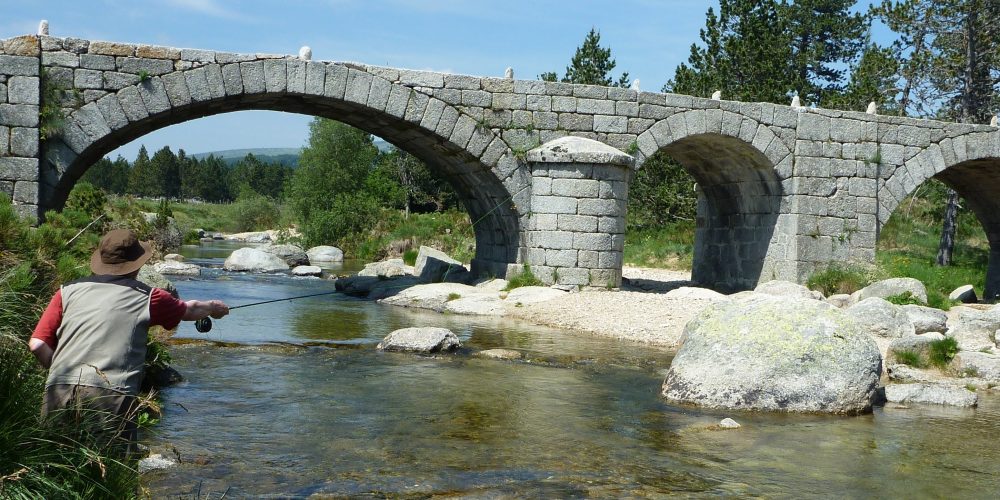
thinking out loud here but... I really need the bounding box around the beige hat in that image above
[90,229,153,275]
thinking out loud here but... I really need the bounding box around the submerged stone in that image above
[377,327,461,353]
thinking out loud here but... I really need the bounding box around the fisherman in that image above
[28,228,230,452]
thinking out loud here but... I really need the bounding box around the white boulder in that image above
[949,285,978,304]
[377,327,460,353]
[307,245,344,263]
[153,261,200,276]
[223,248,289,273]
[661,294,882,414]
[853,277,928,304]
[259,243,309,266]
[292,265,323,277]
[884,383,977,407]
[901,304,948,334]
[845,297,915,338]
[358,259,411,278]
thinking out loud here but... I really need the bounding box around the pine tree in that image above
[127,146,151,196]
[540,28,630,87]
[782,0,868,105]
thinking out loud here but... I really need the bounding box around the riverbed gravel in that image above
[507,267,723,348]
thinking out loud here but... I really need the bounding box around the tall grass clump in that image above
[928,337,960,368]
[806,264,878,296]
[623,220,695,270]
[0,195,140,497]
[504,265,544,290]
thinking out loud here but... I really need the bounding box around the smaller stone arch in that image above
[882,130,1000,298]
[634,109,794,291]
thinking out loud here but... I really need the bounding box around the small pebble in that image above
[719,418,741,429]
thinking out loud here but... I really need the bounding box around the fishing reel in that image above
[195,317,213,333]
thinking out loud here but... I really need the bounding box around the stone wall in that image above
[0,36,42,222]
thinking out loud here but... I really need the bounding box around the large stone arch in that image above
[635,108,794,291]
[881,131,1000,298]
[39,60,529,277]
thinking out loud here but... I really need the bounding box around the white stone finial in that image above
[630,79,640,91]
[299,46,312,61]
[992,115,998,127]
[866,101,877,114]
[504,67,513,79]
[38,20,49,36]
[711,90,722,100]
[791,95,801,108]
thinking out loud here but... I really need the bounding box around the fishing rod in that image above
[194,290,340,333]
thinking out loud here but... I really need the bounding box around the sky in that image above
[2,0,879,161]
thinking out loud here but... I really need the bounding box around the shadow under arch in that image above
[646,133,784,292]
[41,77,526,277]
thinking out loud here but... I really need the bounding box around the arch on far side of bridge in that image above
[634,109,793,292]
[39,63,528,278]
[881,130,1000,299]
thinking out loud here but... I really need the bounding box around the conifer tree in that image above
[540,28,630,87]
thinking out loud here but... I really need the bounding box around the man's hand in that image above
[209,300,229,319]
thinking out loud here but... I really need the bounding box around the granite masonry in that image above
[3,34,1000,294]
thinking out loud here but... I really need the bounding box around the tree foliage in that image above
[540,28,630,87]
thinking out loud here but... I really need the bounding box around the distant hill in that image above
[190,140,393,167]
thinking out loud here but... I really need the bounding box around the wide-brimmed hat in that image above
[90,229,153,275]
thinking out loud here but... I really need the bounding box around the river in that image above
[142,242,1000,497]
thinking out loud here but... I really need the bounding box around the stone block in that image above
[598,250,623,270]
[552,96,576,112]
[480,137,507,166]
[573,85,606,99]
[461,89,491,107]
[558,113,593,131]
[304,62,326,95]
[73,102,112,140]
[161,71,191,106]
[432,87,461,105]
[137,78,170,115]
[418,98,446,131]
[481,77,513,93]
[116,86,148,121]
[0,83,5,103]
[531,111,557,130]
[492,92,526,110]
[0,104,38,127]
[465,126,491,157]
[135,45,180,59]
[41,51,79,68]
[71,69,102,89]
[221,63,243,95]
[368,76,392,111]
[10,127,38,157]
[102,72,139,91]
[578,198,623,217]
[4,36,40,56]
[830,118,863,143]
[12,180,37,203]
[0,55,39,76]
[180,49,215,63]
[215,52,255,64]
[95,94,128,130]
[0,157,38,181]
[532,195,577,214]
[80,54,115,71]
[444,74,480,90]
[577,98,615,115]
[525,95,551,112]
[545,248,578,267]
[201,64,225,99]
[578,249,599,268]
[593,115,626,133]
[557,214,599,232]
[551,178,599,198]
[324,64,348,100]
[532,230,574,250]
[557,267,590,286]
[797,112,831,141]
[639,104,670,120]
[7,76,39,105]
[598,216,625,234]
[182,67,211,102]
[89,41,134,57]
[117,57,173,76]
[0,126,7,154]
[0,180,10,196]
[385,84,410,118]
[263,59,287,93]
[239,61,266,93]
[399,70,443,88]
[435,106,459,138]
[286,59,306,94]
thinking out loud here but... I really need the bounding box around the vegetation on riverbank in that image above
[0,194,140,498]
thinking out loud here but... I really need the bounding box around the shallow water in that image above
[143,246,1000,497]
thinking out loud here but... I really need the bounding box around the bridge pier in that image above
[522,137,632,288]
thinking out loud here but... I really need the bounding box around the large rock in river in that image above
[223,248,290,273]
[377,327,461,353]
[306,245,344,263]
[259,243,309,266]
[662,294,882,414]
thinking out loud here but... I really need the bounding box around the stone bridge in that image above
[3,33,1000,295]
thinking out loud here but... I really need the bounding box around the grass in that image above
[446,292,462,301]
[504,265,544,290]
[623,221,695,270]
[885,291,924,306]
[894,350,925,368]
[344,208,475,264]
[928,337,960,368]
[0,195,141,497]
[806,264,878,296]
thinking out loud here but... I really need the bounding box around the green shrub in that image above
[231,188,281,233]
[403,249,419,266]
[806,264,877,296]
[928,337,960,368]
[886,291,924,306]
[504,265,544,290]
[446,292,462,301]
[894,350,925,368]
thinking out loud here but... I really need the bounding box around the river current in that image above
[143,242,1000,497]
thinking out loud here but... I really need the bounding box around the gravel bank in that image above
[507,267,726,348]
